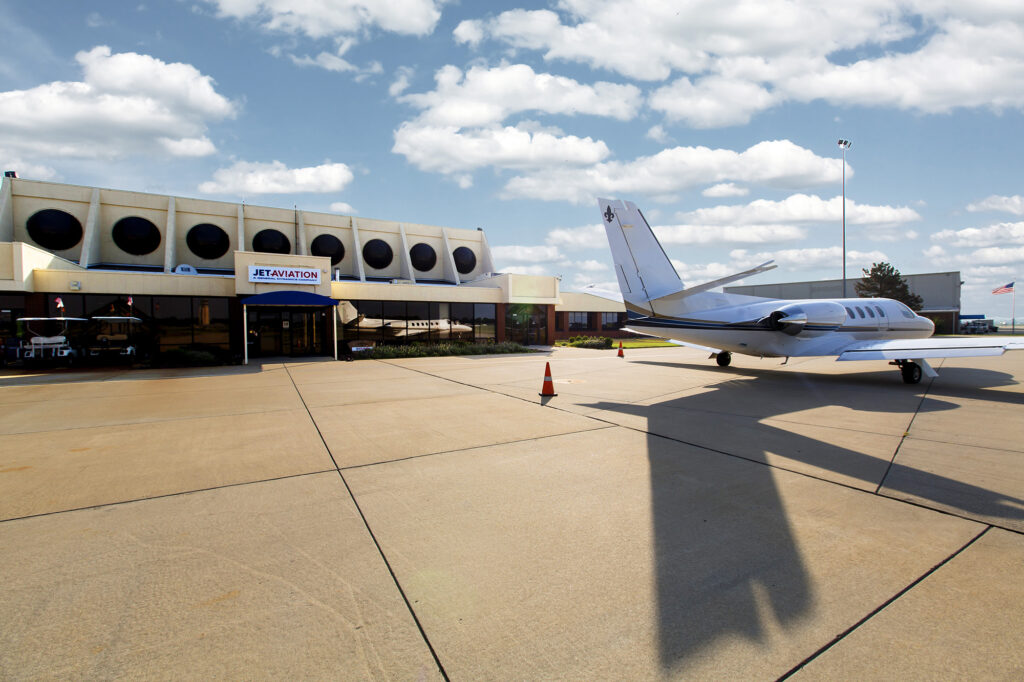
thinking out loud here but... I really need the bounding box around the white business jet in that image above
[599,198,1024,384]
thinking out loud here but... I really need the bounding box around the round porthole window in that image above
[409,243,437,272]
[311,234,345,265]
[362,239,393,270]
[112,216,161,255]
[452,246,476,274]
[186,223,230,260]
[26,209,83,251]
[252,229,291,254]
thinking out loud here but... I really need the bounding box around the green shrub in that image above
[557,335,613,349]
[356,341,535,360]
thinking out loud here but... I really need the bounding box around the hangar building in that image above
[0,176,627,361]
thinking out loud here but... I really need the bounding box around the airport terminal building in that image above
[0,176,626,361]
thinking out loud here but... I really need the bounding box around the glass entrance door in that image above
[247,307,328,358]
[505,304,547,345]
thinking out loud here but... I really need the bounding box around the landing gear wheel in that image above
[900,361,922,384]
[715,351,732,367]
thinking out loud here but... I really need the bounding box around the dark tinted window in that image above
[865,306,875,318]
[453,246,476,274]
[855,306,865,318]
[474,303,496,340]
[252,229,291,254]
[112,216,161,255]
[48,293,84,317]
[875,306,886,317]
[410,243,437,271]
[363,239,394,269]
[311,234,345,265]
[845,307,855,319]
[27,209,83,251]
[187,223,230,260]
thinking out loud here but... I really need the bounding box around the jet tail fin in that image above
[599,198,683,315]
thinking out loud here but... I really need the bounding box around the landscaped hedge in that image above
[555,335,614,349]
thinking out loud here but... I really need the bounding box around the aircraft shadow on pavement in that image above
[582,361,1024,671]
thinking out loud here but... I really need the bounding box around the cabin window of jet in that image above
[875,306,886,317]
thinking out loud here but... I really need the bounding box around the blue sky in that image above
[2,1,1023,320]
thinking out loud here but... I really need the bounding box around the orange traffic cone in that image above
[539,362,558,397]
[617,341,624,358]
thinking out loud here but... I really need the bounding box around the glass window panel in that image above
[381,301,405,344]
[48,293,83,317]
[429,302,450,342]
[601,312,622,330]
[569,311,589,330]
[474,303,496,341]
[451,303,474,341]
[193,297,230,348]
[346,300,383,342]
[85,294,120,317]
[153,296,193,349]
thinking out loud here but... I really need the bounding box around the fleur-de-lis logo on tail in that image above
[603,205,614,223]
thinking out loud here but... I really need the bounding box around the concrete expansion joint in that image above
[338,423,618,473]
[0,469,339,525]
[778,525,992,680]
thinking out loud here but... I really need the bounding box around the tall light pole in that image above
[838,139,852,298]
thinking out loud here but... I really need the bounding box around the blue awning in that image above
[240,291,338,306]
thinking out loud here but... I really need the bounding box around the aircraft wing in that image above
[836,337,1024,362]
[623,326,722,354]
[666,338,723,354]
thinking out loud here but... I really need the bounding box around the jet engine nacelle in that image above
[763,301,847,336]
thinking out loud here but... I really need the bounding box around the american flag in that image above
[992,282,1014,295]
[54,296,64,309]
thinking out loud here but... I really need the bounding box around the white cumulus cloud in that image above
[932,221,1024,247]
[198,160,355,194]
[0,45,235,161]
[202,0,443,39]
[501,140,843,204]
[392,122,609,181]
[462,3,1024,128]
[967,195,1024,215]
[399,63,641,128]
[702,183,749,198]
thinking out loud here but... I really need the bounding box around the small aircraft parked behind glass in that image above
[599,198,1023,384]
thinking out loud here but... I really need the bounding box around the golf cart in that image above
[16,317,88,364]
[86,316,143,359]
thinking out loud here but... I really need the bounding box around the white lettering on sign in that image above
[248,266,322,285]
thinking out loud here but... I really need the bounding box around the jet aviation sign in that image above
[248,266,321,285]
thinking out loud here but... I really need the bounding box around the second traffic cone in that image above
[539,361,557,397]
[617,341,624,358]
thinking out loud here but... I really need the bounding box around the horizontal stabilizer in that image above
[654,261,776,305]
